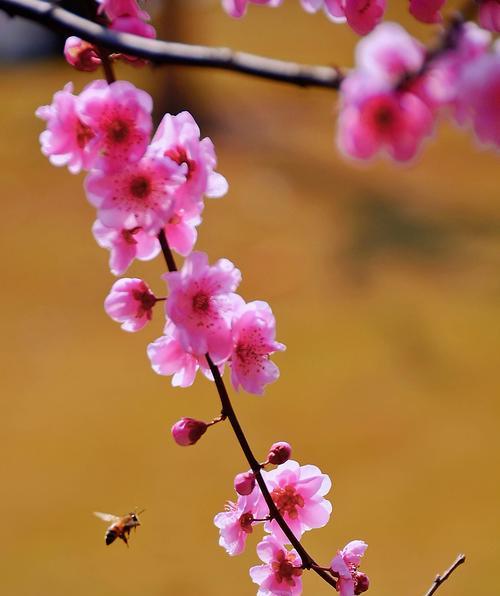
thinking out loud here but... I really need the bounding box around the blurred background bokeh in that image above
[1,1,499,594]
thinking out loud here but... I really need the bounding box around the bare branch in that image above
[0,0,343,89]
[424,554,466,596]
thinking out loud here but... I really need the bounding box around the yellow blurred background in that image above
[1,1,499,595]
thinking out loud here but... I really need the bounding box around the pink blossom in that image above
[92,220,160,276]
[164,205,202,257]
[97,0,149,21]
[171,417,208,446]
[230,300,285,396]
[337,75,434,161]
[344,0,386,35]
[36,83,95,174]
[64,37,101,72]
[409,0,445,23]
[330,541,369,596]
[234,471,256,496]
[267,442,292,465]
[479,0,500,32]
[150,111,228,211]
[77,80,153,173]
[262,460,332,542]
[455,52,500,148]
[214,489,266,556]
[104,278,157,332]
[147,321,215,388]
[249,535,303,596]
[222,0,283,19]
[164,251,242,363]
[85,152,184,233]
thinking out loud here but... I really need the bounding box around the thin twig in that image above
[423,554,466,596]
[0,0,343,89]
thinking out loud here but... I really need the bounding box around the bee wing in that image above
[93,511,120,523]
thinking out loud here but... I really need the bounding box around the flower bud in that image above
[234,471,255,495]
[64,37,101,72]
[171,417,207,446]
[354,572,370,594]
[267,441,292,465]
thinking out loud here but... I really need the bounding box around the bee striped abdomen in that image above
[105,529,118,545]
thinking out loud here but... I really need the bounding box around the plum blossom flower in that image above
[409,0,445,24]
[150,111,228,210]
[104,278,158,332]
[234,471,256,496]
[164,205,202,257]
[36,83,95,174]
[214,489,267,556]
[77,80,153,173]
[330,541,369,596]
[92,220,160,276]
[164,251,242,363]
[229,300,285,395]
[301,0,385,34]
[479,0,500,32]
[249,535,303,596]
[64,37,101,72]
[222,0,283,19]
[147,321,215,388]
[85,152,184,233]
[267,441,292,465]
[97,0,149,21]
[171,417,208,446]
[262,460,332,542]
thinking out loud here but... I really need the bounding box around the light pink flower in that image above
[344,0,386,35]
[97,0,149,21]
[104,278,157,332]
[479,0,500,32]
[147,321,215,388]
[164,251,242,363]
[455,52,500,149]
[222,0,283,19]
[263,460,332,542]
[164,205,202,257]
[92,220,161,276]
[77,80,153,173]
[330,541,369,596]
[36,83,95,174]
[337,75,434,161]
[85,152,184,233]
[150,111,228,210]
[409,0,445,23]
[64,37,101,72]
[214,489,267,556]
[249,535,303,596]
[230,300,285,396]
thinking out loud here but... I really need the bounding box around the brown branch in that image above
[423,554,466,596]
[0,0,343,89]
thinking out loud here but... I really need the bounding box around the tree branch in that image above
[0,0,343,89]
[423,554,466,596]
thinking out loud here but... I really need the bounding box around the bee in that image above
[94,509,144,546]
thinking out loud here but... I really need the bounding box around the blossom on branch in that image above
[330,540,369,596]
[104,277,158,332]
[409,0,445,24]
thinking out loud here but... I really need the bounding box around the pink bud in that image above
[234,471,255,495]
[171,418,207,446]
[64,37,101,72]
[354,572,370,594]
[267,441,292,465]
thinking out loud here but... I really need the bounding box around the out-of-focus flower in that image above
[409,0,445,23]
[479,0,500,33]
[64,37,101,72]
[222,0,283,19]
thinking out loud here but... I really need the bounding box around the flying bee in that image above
[94,509,145,546]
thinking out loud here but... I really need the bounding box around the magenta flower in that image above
[234,471,256,496]
[171,417,208,446]
[36,83,95,174]
[479,0,500,32]
[147,321,215,388]
[230,300,285,396]
[344,0,386,35]
[164,251,242,363]
[267,441,292,465]
[222,0,283,19]
[409,0,445,23]
[104,278,158,332]
[262,460,332,542]
[97,0,149,21]
[150,111,228,210]
[85,152,184,233]
[164,205,202,257]
[249,535,303,596]
[92,220,160,276]
[330,540,369,596]
[214,489,266,556]
[77,80,153,173]
[64,37,101,72]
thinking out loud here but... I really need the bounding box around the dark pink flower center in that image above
[108,118,131,144]
[362,96,399,136]
[239,512,254,534]
[132,288,156,318]
[192,292,210,313]
[271,485,304,520]
[76,120,94,148]
[121,227,140,245]
[165,146,197,180]
[168,213,182,225]
[130,176,151,199]
[271,550,302,586]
